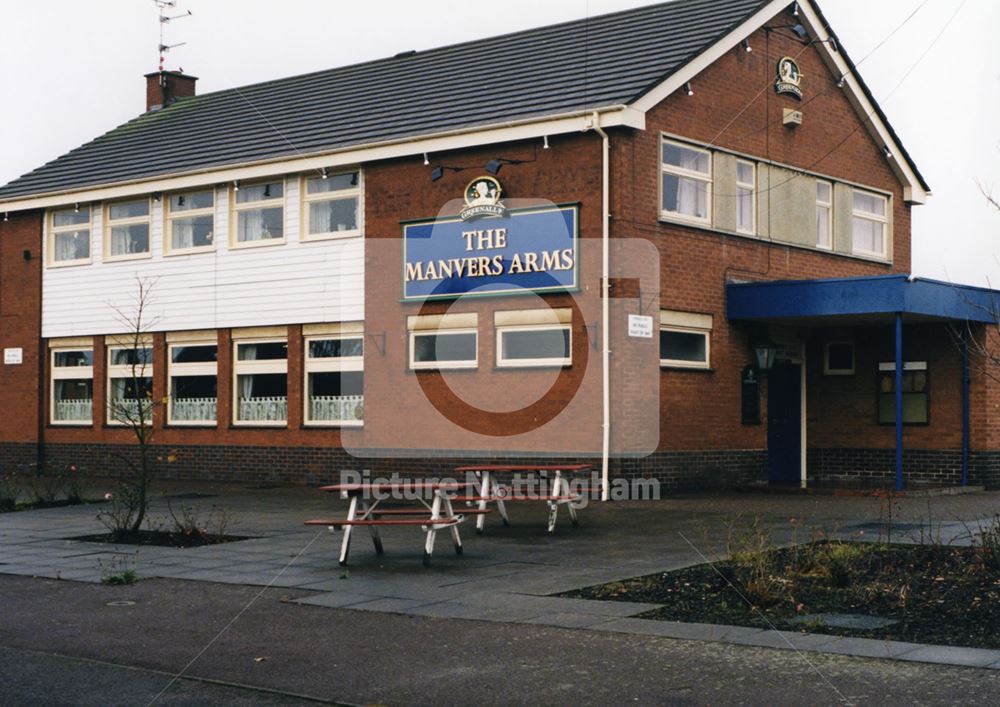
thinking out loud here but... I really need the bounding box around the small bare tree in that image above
[99,277,167,535]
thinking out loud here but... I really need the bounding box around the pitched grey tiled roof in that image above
[0,0,769,201]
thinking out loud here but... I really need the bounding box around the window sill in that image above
[301,421,364,429]
[229,423,289,429]
[165,422,218,428]
[660,364,714,373]
[495,362,572,370]
[48,421,93,428]
[654,218,894,266]
[47,259,91,268]
[301,230,363,243]
[104,253,152,264]
[229,238,285,250]
[658,212,711,229]
[164,246,216,257]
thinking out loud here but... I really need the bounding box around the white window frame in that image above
[301,169,362,242]
[851,188,889,258]
[50,346,94,426]
[164,189,215,256]
[409,329,478,370]
[230,179,286,249]
[47,206,91,267]
[167,341,218,426]
[495,324,572,368]
[735,159,756,235]
[104,198,152,262]
[659,311,712,370]
[816,180,833,250]
[823,340,855,376]
[659,137,712,227]
[106,342,154,426]
[304,334,364,427]
[233,338,288,427]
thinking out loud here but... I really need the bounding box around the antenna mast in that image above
[154,0,192,72]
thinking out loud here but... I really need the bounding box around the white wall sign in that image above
[4,348,23,365]
[628,314,654,339]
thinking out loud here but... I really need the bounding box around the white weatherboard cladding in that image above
[41,177,364,337]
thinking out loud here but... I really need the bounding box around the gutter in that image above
[0,105,643,213]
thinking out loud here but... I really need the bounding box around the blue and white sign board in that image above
[403,205,578,301]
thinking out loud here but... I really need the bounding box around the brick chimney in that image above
[144,70,198,112]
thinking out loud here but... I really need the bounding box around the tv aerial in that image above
[154,1,192,72]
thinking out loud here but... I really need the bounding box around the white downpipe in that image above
[592,112,611,502]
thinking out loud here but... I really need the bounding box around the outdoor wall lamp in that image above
[485,157,526,175]
[752,339,778,371]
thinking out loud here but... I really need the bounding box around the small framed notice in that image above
[4,348,23,365]
[628,314,654,339]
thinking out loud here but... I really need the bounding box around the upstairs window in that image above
[660,140,711,225]
[167,189,215,254]
[851,189,888,258]
[233,180,284,246]
[735,160,755,235]
[106,199,151,260]
[304,171,360,240]
[816,181,832,249]
[50,207,91,264]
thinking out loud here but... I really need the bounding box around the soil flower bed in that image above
[566,542,1000,649]
[71,529,250,548]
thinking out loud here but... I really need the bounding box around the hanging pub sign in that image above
[775,56,803,100]
[403,177,578,300]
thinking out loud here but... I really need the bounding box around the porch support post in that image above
[895,313,904,491]
[962,330,970,487]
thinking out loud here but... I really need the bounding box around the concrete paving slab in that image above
[818,636,924,660]
[895,644,1000,668]
[522,612,621,629]
[293,592,384,608]
[345,597,438,613]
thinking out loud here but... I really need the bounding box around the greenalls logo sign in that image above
[775,56,803,100]
[460,176,508,221]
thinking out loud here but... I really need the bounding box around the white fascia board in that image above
[0,106,644,213]
[795,0,927,204]
[630,0,928,205]
[630,0,787,113]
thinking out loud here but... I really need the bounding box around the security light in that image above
[485,159,502,175]
[742,39,752,52]
[431,166,444,181]
[791,24,807,39]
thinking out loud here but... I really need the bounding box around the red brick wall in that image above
[0,211,43,445]
[612,21,918,454]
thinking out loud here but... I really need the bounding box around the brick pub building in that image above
[1,0,998,492]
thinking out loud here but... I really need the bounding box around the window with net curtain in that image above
[51,207,91,262]
[235,341,288,423]
[168,190,214,251]
[169,344,218,424]
[52,349,93,423]
[306,337,364,424]
[852,189,888,257]
[234,181,284,243]
[107,347,154,424]
[108,199,150,257]
[304,171,359,238]
[660,141,711,223]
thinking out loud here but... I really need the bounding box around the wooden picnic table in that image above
[452,464,595,534]
[305,480,487,567]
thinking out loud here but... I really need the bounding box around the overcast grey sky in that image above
[1,0,997,285]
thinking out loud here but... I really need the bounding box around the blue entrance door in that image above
[767,362,801,485]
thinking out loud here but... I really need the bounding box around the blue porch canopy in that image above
[726,274,999,325]
[726,274,998,491]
